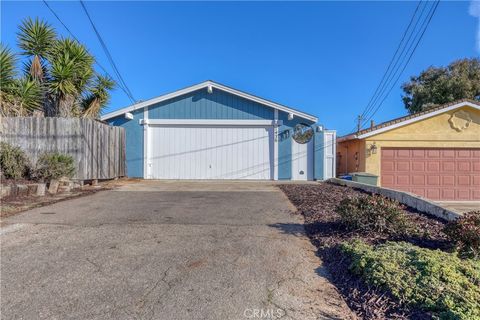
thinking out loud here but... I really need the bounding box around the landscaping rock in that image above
[35,183,46,197]
[26,184,38,196]
[1,185,11,198]
[17,184,29,196]
[48,179,59,194]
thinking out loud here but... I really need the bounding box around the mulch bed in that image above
[279,182,452,320]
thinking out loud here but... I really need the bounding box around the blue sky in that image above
[1,1,478,135]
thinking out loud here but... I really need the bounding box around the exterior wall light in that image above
[288,113,294,120]
[124,112,134,120]
[207,85,213,94]
[369,142,378,155]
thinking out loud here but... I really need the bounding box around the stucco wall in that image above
[337,104,480,181]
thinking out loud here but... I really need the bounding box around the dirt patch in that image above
[279,182,451,320]
[0,179,125,219]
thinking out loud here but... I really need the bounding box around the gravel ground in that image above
[279,182,452,320]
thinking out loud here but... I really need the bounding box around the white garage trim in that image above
[147,125,275,180]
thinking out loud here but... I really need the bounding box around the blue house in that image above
[101,81,335,180]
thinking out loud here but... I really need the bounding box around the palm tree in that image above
[82,74,115,119]
[0,45,16,110]
[17,18,56,82]
[47,38,94,117]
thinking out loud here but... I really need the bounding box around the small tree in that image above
[402,58,480,114]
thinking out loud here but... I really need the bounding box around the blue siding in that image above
[277,111,316,180]
[148,89,274,120]
[107,109,144,178]
[314,128,324,180]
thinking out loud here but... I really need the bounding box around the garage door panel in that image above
[396,175,410,185]
[397,150,411,158]
[382,175,395,185]
[149,126,273,180]
[426,189,440,199]
[427,175,440,186]
[411,188,425,197]
[443,162,455,171]
[411,162,425,171]
[427,161,440,172]
[442,176,455,186]
[427,150,440,158]
[412,150,425,158]
[412,175,425,185]
[396,161,410,171]
[382,161,395,171]
[442,189,456,200]
[381,148,479,201]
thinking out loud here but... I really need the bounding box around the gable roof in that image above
[339,99,480,142]
[100,80,318,122]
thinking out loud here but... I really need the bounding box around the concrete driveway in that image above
[1,181,353,320]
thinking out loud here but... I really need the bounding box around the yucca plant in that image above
[82,74,115,118]
[10,77,43,116]
[3,17,115,118]
[17,17,56,82]
[0,45,17,115]
[47,38,95,117]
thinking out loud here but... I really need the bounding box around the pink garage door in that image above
[381,148,480,201]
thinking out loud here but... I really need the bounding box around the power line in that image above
[359,0,424,120]
[361,0,440,127]
[42,0,134,101]
[78,0,136,103]
[362,0,431,122]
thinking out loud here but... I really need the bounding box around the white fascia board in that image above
[140,119,282,126]
[357,101,480,139]
[100,80,318,122]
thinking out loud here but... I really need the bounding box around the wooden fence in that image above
[0,117,126,180]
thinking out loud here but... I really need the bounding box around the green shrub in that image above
[341,240,480,319]
[444,211,480,259]
[35,152,75,181]
[0,142,30,179]
[335,194,410,235]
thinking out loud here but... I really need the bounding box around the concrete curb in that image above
[328,178,461,221]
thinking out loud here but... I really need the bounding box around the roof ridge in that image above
[341,98,480,138]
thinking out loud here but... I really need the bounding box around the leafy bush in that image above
[341,240,480,319]
[335,194,410,235]
[35,152,75,181]
[0,142,30,179]
[444,211,480,259]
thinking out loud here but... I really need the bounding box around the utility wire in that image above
[79,0,136,103]
[361,0,440,127]
[359,0,424,120]
[42,0,133,100]
[362,0,431,122]
[349,0,439,134]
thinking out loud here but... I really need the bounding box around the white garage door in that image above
[148,125,274,179]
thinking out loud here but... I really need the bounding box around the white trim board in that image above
[101,80,318,122]
[140,119,282,126]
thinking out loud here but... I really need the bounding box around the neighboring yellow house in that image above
[337,99,480,201]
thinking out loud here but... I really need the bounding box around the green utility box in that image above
[350,172,378,186]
